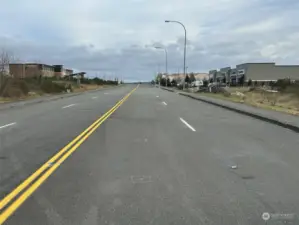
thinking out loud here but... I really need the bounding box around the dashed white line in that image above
[91,96,98,99]
[104,93,109,95]
[156,96,159,98]
[0,122,16,130]
[62,103,77,109]
[162,101,167,106]
[179,117,196,132]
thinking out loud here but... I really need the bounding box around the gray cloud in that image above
[1,0,299,81]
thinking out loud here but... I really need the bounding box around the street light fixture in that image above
[165,20,187,90]
[154,46,168,87]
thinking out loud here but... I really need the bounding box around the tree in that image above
[203,79,209,87]
[209,78,213,83]
[248,79,252,86]
[189,73,196,83]
[238,75,245,86]
[166,78,171,86]
[160,77,166,86]
[185,74,190,84]
[171,79,177,87]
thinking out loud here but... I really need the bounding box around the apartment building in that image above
[9,63,73,79]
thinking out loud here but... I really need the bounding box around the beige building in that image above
[167,73,209,82]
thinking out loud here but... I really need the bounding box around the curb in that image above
[160,87,174,92]
[178,92,299,133]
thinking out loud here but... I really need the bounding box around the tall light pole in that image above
[154,46,168,87]
[165,20,187,90]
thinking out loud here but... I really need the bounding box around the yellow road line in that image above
[0,91,126,211]
[0,86,137,224]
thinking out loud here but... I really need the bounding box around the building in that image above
[194,73,209,80]
[9,63,73,79]
[219,67,231,83]
[167,73,208,83]
[210,63,299,85]
[53,65,74,78]
[236,63,299,82]
[208,70,217,81]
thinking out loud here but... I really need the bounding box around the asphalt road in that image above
[1,84,299,224]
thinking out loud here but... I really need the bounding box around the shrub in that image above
[0,78,29,97]
[4,88,23,98]
[18,80,29,95]
[274,78,291,92]
[248,79,252,86]
[41,80,66,93]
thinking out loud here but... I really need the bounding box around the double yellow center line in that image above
[0,86,138,224]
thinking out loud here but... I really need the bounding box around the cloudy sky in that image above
[1,0,299,81]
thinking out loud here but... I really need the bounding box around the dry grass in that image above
[197,88,299,116]
[0,84,105,104]
[73,84,101,92]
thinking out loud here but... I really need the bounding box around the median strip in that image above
[0,86,138,224]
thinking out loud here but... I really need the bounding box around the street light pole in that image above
[154,46,168,87]
[165,20,187,90]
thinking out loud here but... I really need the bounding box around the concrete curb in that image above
[160,87,175,92]
[0,85,120,111]
[178,92,299,133]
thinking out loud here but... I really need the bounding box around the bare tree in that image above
[0,49,13,87]
[0,50,11,74]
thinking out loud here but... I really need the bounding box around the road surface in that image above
[0,84,299,224]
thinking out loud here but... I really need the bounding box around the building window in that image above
[238,69,245,75]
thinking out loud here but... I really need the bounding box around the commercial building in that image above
[9,63,73,79]
[210,62,299,85]
[235,63,299,82]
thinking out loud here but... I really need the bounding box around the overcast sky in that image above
[1,0,298,81]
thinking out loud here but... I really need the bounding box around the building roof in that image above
[194,73,209,80]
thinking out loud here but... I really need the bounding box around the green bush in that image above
[4,88,23,98]
[274,79,291,91]
[18,80,30,95]
[0,78,29,97]
[41,80,66,93]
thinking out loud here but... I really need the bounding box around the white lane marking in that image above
[91,96,98,99]
[162,101,167,106]
[104,93,109,95]
[156,96,159,98]
[62,103,77,109]
[179,117,196,132]
[0,122,16,130]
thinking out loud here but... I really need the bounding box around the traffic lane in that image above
[5,86,288,225]
[158,88,299,216]
[0,85,134,201]
[0,85,131,126]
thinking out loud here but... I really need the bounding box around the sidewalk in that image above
[160,87,299,133]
